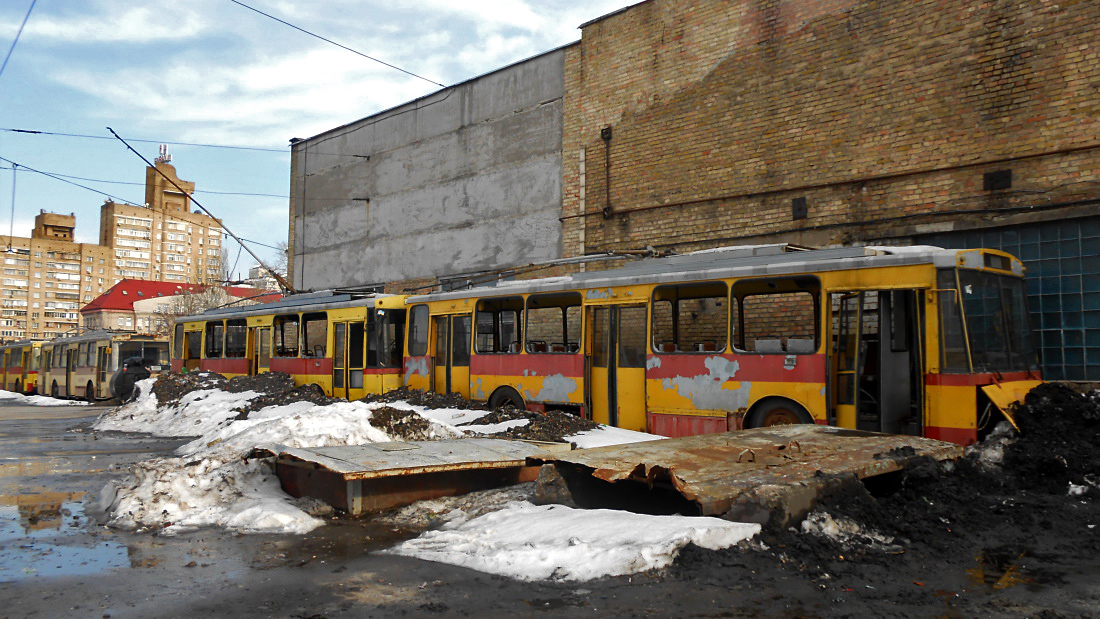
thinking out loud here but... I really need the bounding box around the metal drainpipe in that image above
[601,126,613,219]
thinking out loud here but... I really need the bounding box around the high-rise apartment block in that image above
[0,160,224,342]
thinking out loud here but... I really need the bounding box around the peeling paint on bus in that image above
[646,356,662,370]
[660,356,752,410]
[404,357,429,382]
[586,289,611,299]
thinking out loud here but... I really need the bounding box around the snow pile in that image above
[97,390,461,535]
[94,378,665,536]
[0,389,90,406]
[386,501,760,581]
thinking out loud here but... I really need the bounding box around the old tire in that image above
[745,399,813,429]
[488,386,524,410]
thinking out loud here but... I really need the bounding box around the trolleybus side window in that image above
[273,314,300,357]
[205,320,225,358]
[408,305,429,356]
[936,270,969,372]
[525,292,582,353]
[302,313,327,357]
[476,297,522,354]
[652,282,727,353]
[225,319,247,358]
[732,277,820,354]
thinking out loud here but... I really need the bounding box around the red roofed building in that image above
[81,279,281,335]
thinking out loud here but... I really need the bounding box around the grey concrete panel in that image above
[298,207,562,288]
[466,50,565,124]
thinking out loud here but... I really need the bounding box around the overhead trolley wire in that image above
[0,0,37,81]
[0,155,141,206]
[228,0,446,88]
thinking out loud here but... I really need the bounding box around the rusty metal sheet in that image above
[531,425,963,524]
[264,438,570,514]
[268,438,567,481]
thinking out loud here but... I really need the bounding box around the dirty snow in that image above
[0,389,90,406]
[386,501,760,581]
[93,380,663,536]
[566,425,666,449]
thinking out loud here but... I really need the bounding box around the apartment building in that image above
[0,160,225,342]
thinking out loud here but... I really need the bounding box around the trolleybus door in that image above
[65,347,76,397]
[331,321,367,400]
[586,304,647,432]
[96,345,109,399]
[20,349,29,390]
[251,327,271,375]
[431,314,471,398]
[831,290,922,436]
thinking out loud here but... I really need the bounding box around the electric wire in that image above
[0,165,287,198]
[0,155,141,206]
[0,0,37,81]
[2,128,286,153]
[228,0,445,88]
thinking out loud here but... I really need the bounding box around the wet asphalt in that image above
[0,403,667,618]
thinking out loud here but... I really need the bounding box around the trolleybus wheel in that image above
[86,381,96,403]
[745,398,813,428]
[488,386,525,410]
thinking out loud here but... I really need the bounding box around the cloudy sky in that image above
[0,0,635,280]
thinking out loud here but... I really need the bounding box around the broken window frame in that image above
[302,312,328,358]
[651,281,729,354]
[272,314,300,358]
[475,296,523,354]
[731,276,821,355]
[204,320,224,359]
[524,292,582,354]
[224,319,248,358]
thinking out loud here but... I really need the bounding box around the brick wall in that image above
[562,0,1100,258]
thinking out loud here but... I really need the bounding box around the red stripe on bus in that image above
[925,425,977,446]
[925,370,1040,387]
[645,353,826,382]
[470,353,584,377]
[270,357,332,376]
[647,412,728,437]
[200,358,251,375]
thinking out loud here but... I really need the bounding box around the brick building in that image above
[559,0,1099,381]
[290,0,1099,380]
[0,159,226,342]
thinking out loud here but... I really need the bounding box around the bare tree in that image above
[151,287,235,336]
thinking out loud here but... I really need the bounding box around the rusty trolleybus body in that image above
[39,331,170,400]
[172,291,407,400]
[0,339,45,394]
[405,244,1040,446]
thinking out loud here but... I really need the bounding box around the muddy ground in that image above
[5,380,1096,616]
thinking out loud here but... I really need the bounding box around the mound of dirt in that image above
[669,383,1100,614]
[359,387,487,410]
[369,405,440,441]
[459,406,601,443]
[231,383,340,419]
[150,371,228,404]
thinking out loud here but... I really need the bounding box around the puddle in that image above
[966,546,1035,590]
[0,498,130,582]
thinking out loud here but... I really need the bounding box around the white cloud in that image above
[26,5,207,43]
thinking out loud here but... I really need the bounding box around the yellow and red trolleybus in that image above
[172,291,408,399]
[40,331,169,400]
[404,244,1041,446]
[0,339,45,394]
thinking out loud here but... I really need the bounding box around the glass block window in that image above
[920,217,1100,381]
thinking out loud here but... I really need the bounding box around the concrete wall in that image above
[290,48,567,291]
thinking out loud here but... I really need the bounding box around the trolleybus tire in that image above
[488,386,525,410]
[745,398,813,429]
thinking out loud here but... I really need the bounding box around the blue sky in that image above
[0,0,633,281]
